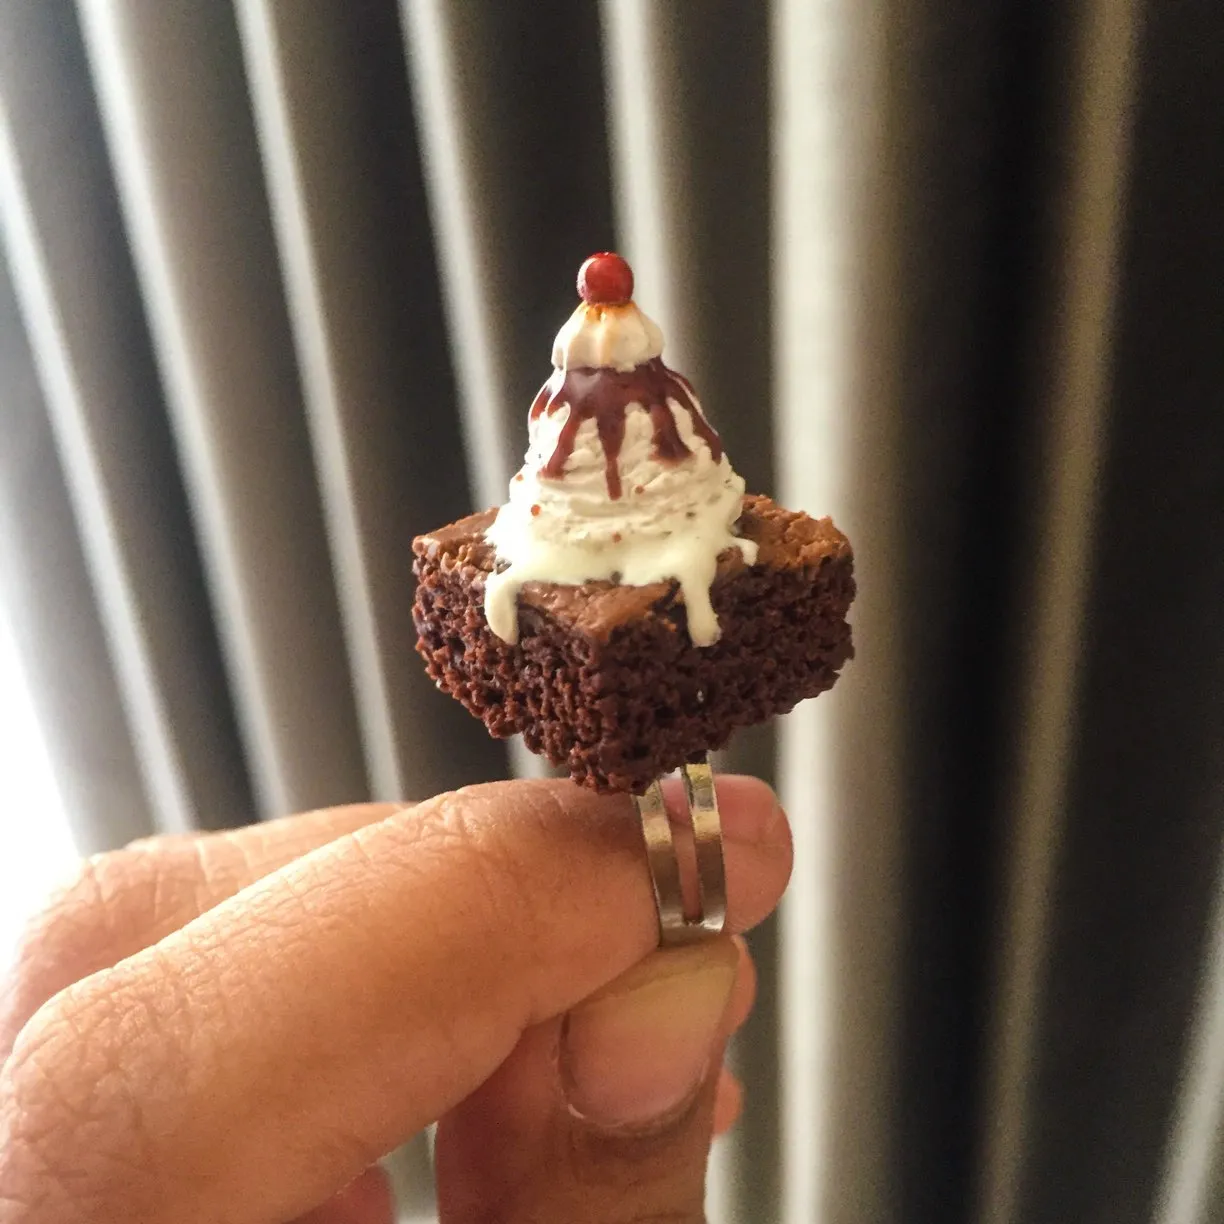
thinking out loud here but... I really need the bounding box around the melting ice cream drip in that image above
[483,252,757,648]
[530,358,722,500]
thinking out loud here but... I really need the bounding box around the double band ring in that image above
[633,757,727,947]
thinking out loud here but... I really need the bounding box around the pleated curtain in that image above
[1,2,1221,1222]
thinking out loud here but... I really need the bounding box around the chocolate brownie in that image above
[412,494,854,794]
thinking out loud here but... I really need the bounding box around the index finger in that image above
[0,777,790,1224]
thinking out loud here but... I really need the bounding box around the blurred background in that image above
[0,1,1221,1222]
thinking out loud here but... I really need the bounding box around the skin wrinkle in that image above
[3,1111,176,1224]
[416,782,648,1036]
[520,787,652,1026]
[10,891,306,1212]
[148,849,181,939]
[349,786,582,1036]
[369,792,550,1066]
[0,780,787,1223]
[15,859,112,980]
[187,834,243,916]
[267,810,526,1078]
[169,938,247,1110]
[125,805,401,953]
[2,1069,151,1224]
[429,788,557,996]
[0,1119,58,1222]
[258,853,338,927]
[416,792,621,1102]
[324,820,468,983]
[3,828,324,1064]
[0,851,167,1057]
[43,948,186,1134]
[299,852,387,968]
[3,1040,69,1148]
[81,964,271,1207]
[91,852,153,926]
[505,788,583,1020]
[3,806,423,1217]
[367,812,521,1091]
[3,1007,150,1213]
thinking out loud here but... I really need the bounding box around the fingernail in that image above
[561,939,737,1130]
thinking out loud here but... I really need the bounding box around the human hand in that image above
[0,776,791,1223]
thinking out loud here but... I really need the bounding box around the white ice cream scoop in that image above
[484,253,757,647]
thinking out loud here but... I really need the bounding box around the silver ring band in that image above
[634,757,727,946]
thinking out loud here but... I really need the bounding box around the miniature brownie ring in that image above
[412,252,855,796]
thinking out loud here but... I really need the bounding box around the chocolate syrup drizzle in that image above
[528,357,723,500]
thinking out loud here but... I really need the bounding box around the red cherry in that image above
[577,252,634,305]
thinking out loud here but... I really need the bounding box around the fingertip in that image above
[713,1068,743,1135]
[289,1165,394,1224]
[726,936,758,1033]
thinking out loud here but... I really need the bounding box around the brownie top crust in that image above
[412,493,851,642]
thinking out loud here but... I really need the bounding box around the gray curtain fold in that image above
[0,0,251,836]
[234,0,503,802]
[0,252,151,852]
[78,0,369,816]
[0,1,1220,1222]
[987,1,1224,1220]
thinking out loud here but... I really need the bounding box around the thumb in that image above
[435,938,739,1224]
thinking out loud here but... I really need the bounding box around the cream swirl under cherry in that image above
[484,252,757,648]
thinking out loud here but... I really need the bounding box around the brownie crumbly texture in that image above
[412,494,855,794]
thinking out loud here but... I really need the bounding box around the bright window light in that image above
[0,607,80,968]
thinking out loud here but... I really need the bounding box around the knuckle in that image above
[5,854,139,1026]
[347,782,562,1012]
[0,965,183,1221]
[3,855,114,1045]
[2,839,209,1061]
[422,782,589,1023]
[407,784,554,944]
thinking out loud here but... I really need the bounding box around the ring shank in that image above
[634,759,727,946]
